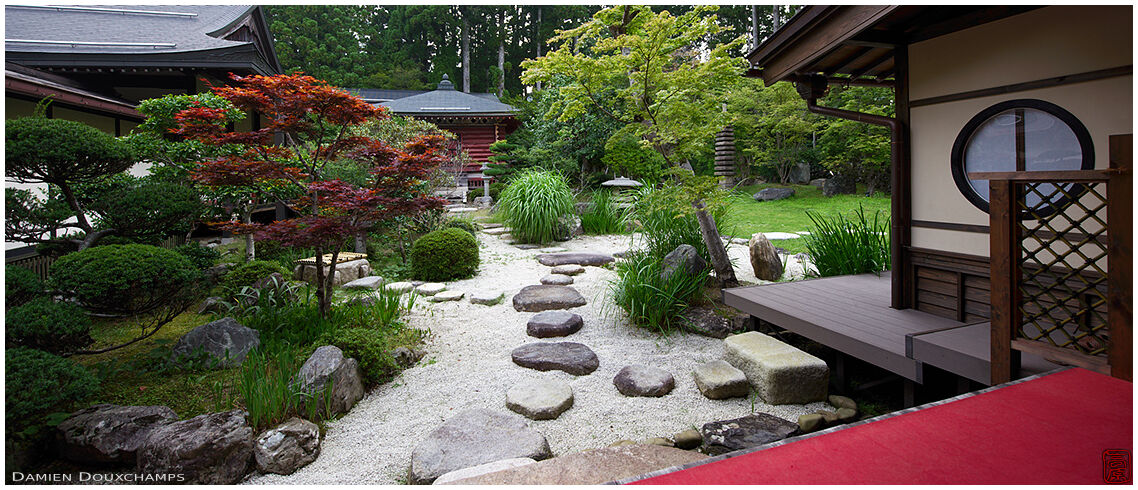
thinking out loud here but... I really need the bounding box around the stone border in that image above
[608,367,1071,484]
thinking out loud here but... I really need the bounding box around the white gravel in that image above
[247,232,825,485]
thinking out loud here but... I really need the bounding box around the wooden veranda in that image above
[723,272,1059,391]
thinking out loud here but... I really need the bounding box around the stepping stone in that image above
[730,237,750,245]
[536,252,615,267]
[550,264,584,276]
[384,281,414,294]
[512,285,586,312]
[540,274,573,285]
[441,445,707,485]
[416,283,446,296]
[429,290,464,302]
[511,342,599,375]
[700,413,798,455]
[526,311,583,338]
[673,429,702,450]
[483,228,510,235]
[539,247,568,253]
[613,365,674,397]
[342,275,384,290]
[506,379,574,420]
[761,232,801,240]
[693,360,750,399]
[470,290,504,306]
[723,332,829,405]
[515,244,541,250]
[448,207,478,213]
[409,409,552,484]
[433,458,537,485]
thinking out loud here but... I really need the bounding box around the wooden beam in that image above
[968,170,1118,182]
[823,46,874,77]
[906,6,1039,43]
[1107,134,1133,381]
[912,66,1133,108]
[759,6,898,85]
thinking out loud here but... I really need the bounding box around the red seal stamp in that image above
[1103,449,1131,484]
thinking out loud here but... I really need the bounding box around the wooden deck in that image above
[724,272,1058,385]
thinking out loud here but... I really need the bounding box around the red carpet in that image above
[634,369,1132,485]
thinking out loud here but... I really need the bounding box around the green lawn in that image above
[725,183,891,253]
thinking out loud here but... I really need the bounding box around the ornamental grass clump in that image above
[497,169,574,244]
[609,249,709,336]
[803,205,891,277]
[580,189,628,235]
[633,182,733,261]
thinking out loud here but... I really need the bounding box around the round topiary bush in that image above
[410,227,479,281]
[48,244,200,314]
[6,347,99,431]
[441,217,478,237]
[6,298,93,354]
[6,266,44,308]
[220,260,289,297]
[497,169,574,244]
[174,241,222,270]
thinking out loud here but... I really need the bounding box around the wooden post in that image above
[1107,134,1132,381]
[694,200,738,288]
[989,179,1021,385]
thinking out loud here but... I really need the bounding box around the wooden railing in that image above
[977,134,1132,384]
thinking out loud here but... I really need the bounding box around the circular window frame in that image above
[949,98,1095,215]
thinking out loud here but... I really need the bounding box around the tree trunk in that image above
[321,250,341,318]
[462,13,471,93]
[314,245,328,317]
[535,7,543,91]
[243,208,256,262]
[59,181,98,249]
[693,199,738,288]
[497,28,506,98]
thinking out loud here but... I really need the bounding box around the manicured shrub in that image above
[175,241,222,270]
[410,228,479,281]
[6,266,44,308]
[5,117,134,187]
[497,169,574,244]
[804,206,891,277]
[441,216,478,237]
[319,327,401,386]
[220,260,288,298]
[601,127,667,182]
[579,190,628,235]
[87,179,201,244]
[48,244,201,314]
[609,249,708,336]
[6,298,92,354]
[6,348,99,432]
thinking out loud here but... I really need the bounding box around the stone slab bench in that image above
[723,332,828,405]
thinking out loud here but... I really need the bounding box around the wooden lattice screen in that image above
[978,134,1132,384]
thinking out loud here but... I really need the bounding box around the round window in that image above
[950,99,1094,214]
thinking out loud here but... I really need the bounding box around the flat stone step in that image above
[512,285,586,312]
[550,264,584,276]
[443,444,707,485]
[409,409,552,485]
[540,274,573,286]
[514,244,541,250]
[613,365,674,397]
[700,413,798,455]
[539,247,568,253]
[384,281,415,294]
[693,360,749,399]
[434,458,536,485]
[430,290,464,302]
[511,342,598,375]
[342,275,384,290]
[416,283,447,296]
[526,311,583,338]
[723,332,829,405]
[506,379,574,420]
[536,252,615,267]
[483,228,510,236]
[469,290,504,306]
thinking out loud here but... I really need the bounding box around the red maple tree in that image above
[175,73,445,316]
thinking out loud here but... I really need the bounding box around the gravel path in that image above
[248,231,825,485]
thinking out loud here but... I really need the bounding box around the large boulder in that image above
[511,342,599,375]
[612,365,674,397]
[170,317,260,367]
[536,252,615,267]
[253,417,321,475]
[512,285,587,312]
[752,187,796,202]
[723,332,829,405]
[293,346,365,416]
[408,409,552,484]
[748,234,785,282]
[660,244,707,280]
[700,413,799,455]
[554,215,584,241]
[136,410,254,484]
[822,173,857,197]
[55,404,178,464]
[789,163,812,184]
